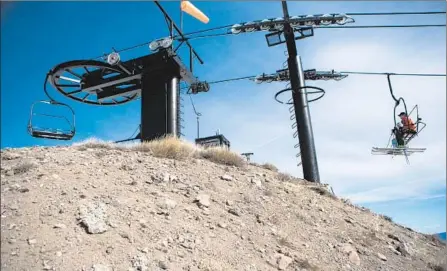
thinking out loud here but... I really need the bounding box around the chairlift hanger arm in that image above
[153,1,204,65]
[386,74,408,128]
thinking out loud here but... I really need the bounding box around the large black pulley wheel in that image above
[48,60,141,105]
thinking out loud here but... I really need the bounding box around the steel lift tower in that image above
[28,1,209,143]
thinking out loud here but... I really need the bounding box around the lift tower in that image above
[28,1,209,144]
[281,1,320,182]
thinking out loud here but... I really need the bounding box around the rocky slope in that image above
[1,144,446,271]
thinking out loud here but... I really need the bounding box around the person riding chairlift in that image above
[391,112,417,147]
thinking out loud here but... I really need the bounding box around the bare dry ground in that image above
[1,138,446,271]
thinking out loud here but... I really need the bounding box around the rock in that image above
[106,247,114,254]
[387,234,401,242]
[158,261,169,270]
[228,208,241,217]
[340,244,361,266]
[42,260,52,270]
[396,242,411,257]
[348,250,361,266]
[131,254,149,271]
[53,223,67,229]
[159,198,177,210]
[270,253,293,270]
[28,238,37,245]
[195,194,210,208]
[221,175,233,182]
[218,222,227,229]
[91,264,113,271]
[377,252,387,261]
[78,201,108,234]
[278,255,293,270]
[152,173,172,184]
[251,178,262,187]
[345,218,354,224]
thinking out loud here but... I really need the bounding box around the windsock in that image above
[181,0,209,24]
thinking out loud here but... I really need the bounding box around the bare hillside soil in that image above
[1,140,446,271]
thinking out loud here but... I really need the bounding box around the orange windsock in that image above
[181,0,209,24]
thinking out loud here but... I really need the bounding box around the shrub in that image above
[309,186,336,199]
[13,161,36,174]
[73,137,115,150]
[132,135,197,160]
[380,214,393,222]
[200,147,246,167]
[276,172,295,182]
[73,136,247,167]
[261,163,279,172]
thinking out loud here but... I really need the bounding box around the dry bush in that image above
[309,186,336,199]
[72,136,246,166]
[132,136,197,160]
[13,161,36,174]
[200,147,246,167]
[260,163,279,172]
[294,259,319,271]
[380,214,393,222]
[277,235,295,249]
[276,172,295,182]
[73,137,115,150]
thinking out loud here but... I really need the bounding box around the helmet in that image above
[398,112,406,117]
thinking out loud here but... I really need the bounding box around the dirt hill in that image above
[1,138,446,271]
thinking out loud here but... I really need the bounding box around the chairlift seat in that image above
[29,127,74,141]
[28,100,76,141]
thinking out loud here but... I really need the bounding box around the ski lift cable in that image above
[181,24,446,41]
[341,71,447,77]
[177,11,445,38]
[71,15,447,62]
[345,11,446,16]
[188,71,445,89]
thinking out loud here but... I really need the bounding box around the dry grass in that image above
[277,236,295,249]
[294,259,319,271]
[73,136,246,167]
[13,161,36,175]
[380,214,393,222]
[309,186,337,200]
[260,163,279,172]
[73,137,115,150]
[276,172,296,182]
[199,146,246,167]
[131,136,197,160]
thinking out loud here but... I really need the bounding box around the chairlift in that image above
[27,100,76,141]
[371,74,427,163]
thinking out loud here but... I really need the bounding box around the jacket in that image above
[401,116,416,131]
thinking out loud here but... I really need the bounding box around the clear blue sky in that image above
[1,1,446,234]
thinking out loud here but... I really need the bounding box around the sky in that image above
[1,1,446,234]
